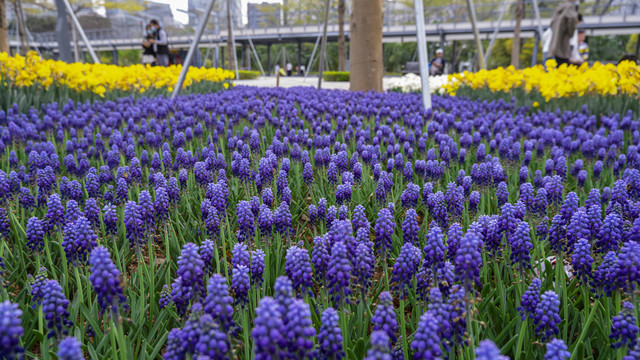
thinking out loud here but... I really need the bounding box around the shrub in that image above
[237,70,261,80]
[322,71,350,82]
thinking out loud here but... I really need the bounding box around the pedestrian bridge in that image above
[9,0,640,58]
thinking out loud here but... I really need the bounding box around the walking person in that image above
[548,0,579,66]
[141,24,157,66]
[429,48,446,76]
[148,20,170,67]
[286,62,293,76]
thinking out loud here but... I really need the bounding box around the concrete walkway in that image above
[234,76,397,90]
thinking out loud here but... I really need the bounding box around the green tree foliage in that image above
[588,35,632,62]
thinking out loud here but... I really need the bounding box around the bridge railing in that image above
[26,0,639,47]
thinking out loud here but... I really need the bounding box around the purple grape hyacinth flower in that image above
[62,216,97,265]
[534,290,561,342]
[195,316,231,360]
[610,302,639,349]
[283,299,316,359]
[423,223,446,272]
[372,291,399,344]
[232,242,250,269]
[375,208,395,259]
[327,241,352,307]
[285,245,314,296]
[89,246,128,318]
[199,239,215,275]
[124,201,145,250]
[252,297,285,360]
[545,338,571,360]
[354,241,375,297]
[318,307,344,359]
[475,339,508,360]
[231,265,250,307]
[616,241,640,292]
[176,242,206,303]
[251,249,266,287]
[402,209,420,246]
[391,242,421,298]
[571,238,594,284]
[365,330,393,360]
[518,278,542,320]
[510,221,533,273]
[454,231,483,293]
[204,274,235,330]
[159,285,172,309]
[57,337,83,360]
[411,311,442,360]
[42,279,73,339]
[0,300,24,359]
[26,217,45,253]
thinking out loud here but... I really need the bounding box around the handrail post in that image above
[172,0,217,99]
[61,0,100,63]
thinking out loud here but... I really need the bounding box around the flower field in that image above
[0,52,234,112]
[445,60,640,99]
[0,62,640,360]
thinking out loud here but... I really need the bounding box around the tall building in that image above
[248,2,280,28]
[189,0,242,28]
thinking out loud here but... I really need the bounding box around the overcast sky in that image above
[151,0,282,24]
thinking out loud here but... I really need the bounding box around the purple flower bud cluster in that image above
[372,291,398,344]
[89,246,128,317]
[518,278,541,320]
[375,208,395,259]
[285,245,313,295]
[545,338,571,360]
[0,300,24,359]
[57,337,84,360]
[534,290,561,342]
[610,302,639,349]
[42,279,73,339]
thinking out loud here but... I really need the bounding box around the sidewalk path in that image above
[234,76,397,90]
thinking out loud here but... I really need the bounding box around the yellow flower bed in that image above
[443,60,640,101]
[0,52,235,97]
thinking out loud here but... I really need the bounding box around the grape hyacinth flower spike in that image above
[89,246,128,319]
[317,307,344,359]
[545,338,571,360]
[364,330,393,360]
[475,339,508,360]
[0,300,24,359]
[57,337,84,360]
[534,290,561,342]
[610,302,639,349]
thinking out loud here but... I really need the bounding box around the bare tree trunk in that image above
[349,0,383,92]
[511,0,524,68]
[338,0,346,71]
[226,0,235,73]
[0,0,9,53]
